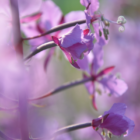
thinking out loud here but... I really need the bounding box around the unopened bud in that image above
[117,19,123,24]
[117,16,126,25]
[118,16,126,24]
[119,26,125,32]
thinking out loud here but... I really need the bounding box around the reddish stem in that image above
[29,77,93,101]
[10,0,29,139]
[10,0,23,56]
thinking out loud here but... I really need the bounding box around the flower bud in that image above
[117,16,126,24]
[119,26,125,32]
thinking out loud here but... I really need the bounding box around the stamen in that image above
[101,129,106,137]
[106,29,109,35]
[103,28,108,40]
[99,29,102,36]
[107,131,112,138]
[104,20,110,27]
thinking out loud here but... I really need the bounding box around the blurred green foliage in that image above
[53,0,84,15]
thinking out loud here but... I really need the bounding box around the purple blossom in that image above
[80,0,99,14]
[0,0,42,49]
[83,65,128,110]
[52,24,94,69]
[92,103,135,137]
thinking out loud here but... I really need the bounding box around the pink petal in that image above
[40,0,62,30]
[103,103,127,116]
[61,47,80,69]
[83,73,95,95]
[100,113,129,136]
[52,36,60,46]
[60,24,82,48]
[99,75,128,96]
[91,95,98,110]
[59,11,86,37]
[97,66,115,77]
[76,56,90,73]
[20,13,42,23]
[83,29,90,35]
[19,0,42,17]
[44,48,55,71]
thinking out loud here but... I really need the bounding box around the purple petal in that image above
[44,48,55,71]
[93,23,107,44]
[80,0,90,8]
[92,24,106,73]
[40,0,62,30]
[19,0,42,17]
[61,47,80,69]
[76,56,90,72]
[60,24,94,60]
[92,42,104,73]
[99,75,128,96]
[60,24,82,48]
[100,113,129,136]
[80,0,99,15]
[123,116,135,136]
[21,22,46,49]
[84,10,92,29]
[82,31,94,52]
[20,13,42,23]
[83,73,95,95]
[103,103,127,116]
[65,42,90,60]
[89,0,99,14]
[59,11,86,37]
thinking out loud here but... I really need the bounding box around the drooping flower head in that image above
[52,24,94,69]
[92,103,135,139]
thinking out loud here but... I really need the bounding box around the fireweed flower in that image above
[21,0,63,49]
[52,24,94,69]
[80,0,127,41]
[0,50,59,139]
[0,0,42,48]
[22,0,87,70]
[83,60,128,109]
[92,103,135,139]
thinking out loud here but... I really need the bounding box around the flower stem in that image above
[22,19,86,40]
[10,0,23,56]
[24,41,56,60]
[51,122,92,140]
[29,77,93,101]
[10,0,29,139]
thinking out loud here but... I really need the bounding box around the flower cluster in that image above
[0,0,135,140]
